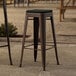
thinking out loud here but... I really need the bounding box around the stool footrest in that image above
[0,45,8,47]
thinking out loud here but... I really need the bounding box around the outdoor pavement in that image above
[0,2,76,76]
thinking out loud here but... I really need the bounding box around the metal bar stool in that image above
[14,0,21,7]
[19,9,59,71]
[1,0,13,65]
[14,0,26,7]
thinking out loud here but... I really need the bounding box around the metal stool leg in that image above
[50,15,59,65]
[19,15,28,67]
[18,0,20,7]
[39,14,46,71]
[14,0,16,7]
[6,25,13,65]
[3,0,13,65]
[34,17,39,62]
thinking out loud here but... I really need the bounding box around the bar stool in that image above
[14,0,26,7]
[2,0,13,65]
[19,9,59,71]
[14,0,21,7]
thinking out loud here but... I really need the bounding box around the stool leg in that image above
[34,17,39,62]
[39,14,46,71]
[3,0,13,65]
[50,16,59,65]
[18,0,20,7]
[14,0,16,7]
[6,26,13,65]
[27,0,29,7]
[23,0,25,7]
[60,9,63,22]
[19,16,28,67]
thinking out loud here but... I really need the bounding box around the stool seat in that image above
[26,9,52,13]
[26,9,53,18]
[20,9,59,71]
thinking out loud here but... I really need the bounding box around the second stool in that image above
[19,9,59,71]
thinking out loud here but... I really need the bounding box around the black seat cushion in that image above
[26,9,52,13]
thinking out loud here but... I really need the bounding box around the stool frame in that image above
[19,10,59,71]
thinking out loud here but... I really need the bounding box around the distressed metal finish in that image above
[19,9,59,71]
[2,0,13,65]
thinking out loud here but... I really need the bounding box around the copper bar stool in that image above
[14,0,26,7]
[1,0,13,65]
[19,9,59,71]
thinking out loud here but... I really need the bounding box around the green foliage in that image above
[0,23,18,37]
